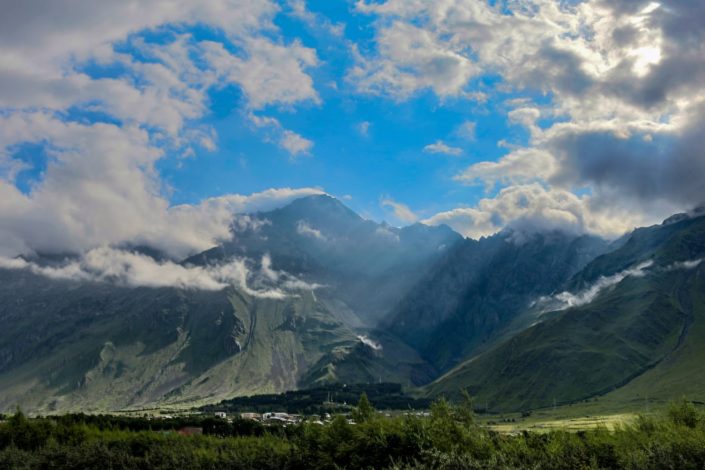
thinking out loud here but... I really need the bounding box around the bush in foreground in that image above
[1,398,705,469]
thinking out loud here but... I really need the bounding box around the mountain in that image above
[188,195,462,324]
[385,229,609,371]
[426,213,705,411]
[0,195,456,413]
[5,192,705,415]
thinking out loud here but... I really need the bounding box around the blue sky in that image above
[5,1,535,223]
[150,3,527,222]
[0,0,703,259]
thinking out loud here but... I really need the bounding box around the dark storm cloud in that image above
[549,108,705,210]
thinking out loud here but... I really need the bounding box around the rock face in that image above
[385,230,608,370]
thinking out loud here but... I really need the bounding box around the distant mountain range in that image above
[426,212,705,411]
[1,195,704,413]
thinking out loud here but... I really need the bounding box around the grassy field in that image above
[483,395,705,433]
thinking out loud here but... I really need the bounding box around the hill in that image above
[426,214,705,411]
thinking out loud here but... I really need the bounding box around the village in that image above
[154,407,432,436]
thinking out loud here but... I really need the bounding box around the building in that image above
[239,412,262,421]
[262,412,301,424]
[214,411,227,419]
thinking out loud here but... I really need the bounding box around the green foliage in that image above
[351,393,375,422]
[2,405,705,469]
[667,399,700,428]
[426,215,705,413]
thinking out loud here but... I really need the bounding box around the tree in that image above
[352,393,375,422]
[667,398,700,428]
[456,390,475,426]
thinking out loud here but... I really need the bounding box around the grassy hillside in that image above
[0,264,431,413]
[0,277,351,412]
[301,328,438,388]
[427,215,705,412]
[602,267,705,406]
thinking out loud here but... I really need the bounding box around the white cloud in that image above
[296,220,326,241]
[357,121,371,137]
[280,130,314,157]
[0,114,322,259]
[456,121,476,141]
[0,248,321,297]
[423,140,463,156]
[357,335,382,351]
[0,1,312,137]
[536,260,654,312]
[287,0,346,38]
[455,147,557,190]
[665,258,704,272]
[200,37,319,110]
[355,0,705,234]
[381,198,418,224]
[349,18,478,99]
[423,183,644,240]
[248,113,314,158]
[0,0,323,261]
[534,256,704,314]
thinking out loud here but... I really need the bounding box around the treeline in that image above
[2,398,705,469]
[201,382,432,415]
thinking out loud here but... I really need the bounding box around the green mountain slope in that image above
[0,268,359,412]
[601,266,705,407]
[300,329,438,388]
[426,214,705,411]
[386,230,608,371]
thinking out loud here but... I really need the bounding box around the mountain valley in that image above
[1,195,705,414]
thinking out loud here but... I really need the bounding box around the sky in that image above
[1,0,705,261]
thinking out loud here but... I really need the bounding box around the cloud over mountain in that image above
[357,0,705,238]
[0,247,320,296]
[0,0,321,259]
[1,0,702,257]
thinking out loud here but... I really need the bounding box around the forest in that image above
[1,396,705,469]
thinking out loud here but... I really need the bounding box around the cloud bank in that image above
[358,0,705,239]
[0,0,323,260]
[536,257,704,312]
[0,248,321,296]
[544,260,655,311]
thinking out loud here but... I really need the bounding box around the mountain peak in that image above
[280,194,361,221]
[662,206,705,226]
